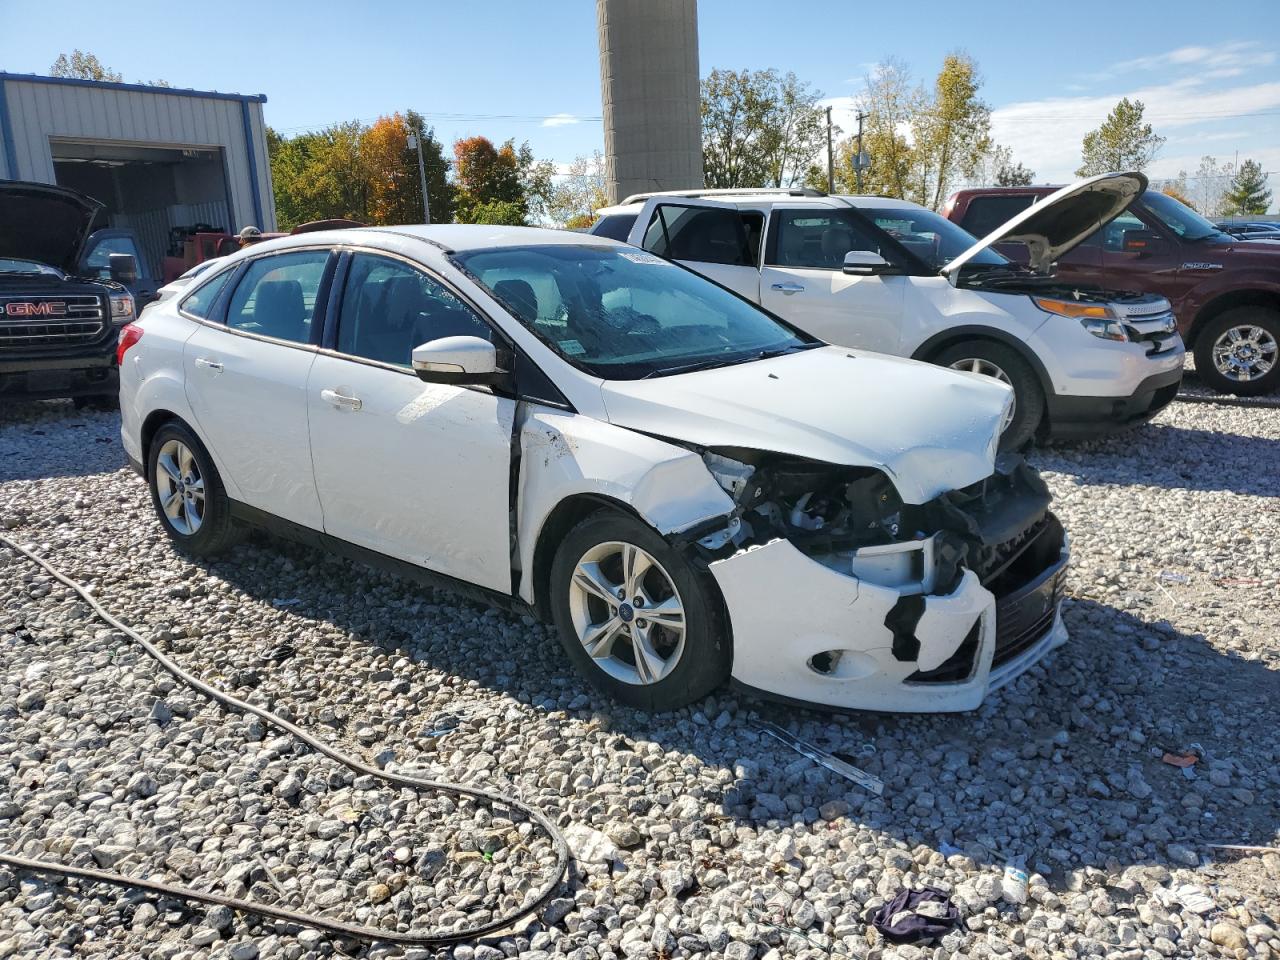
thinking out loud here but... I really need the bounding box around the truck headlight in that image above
[1032,297,1128,342]
[109,292,135,324]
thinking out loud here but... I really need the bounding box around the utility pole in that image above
[407,129,432,225]
[854,111,869,193]
[826,106,834,194]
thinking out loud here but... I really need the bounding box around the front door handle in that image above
[320,388,362,411]
[193,357,223,371]
[771,282,805,294]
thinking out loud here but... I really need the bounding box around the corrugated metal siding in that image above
[112,201,231,278]
[0,76,275,231]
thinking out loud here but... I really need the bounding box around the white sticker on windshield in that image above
[619,251,664,265]
[559,339,586,356]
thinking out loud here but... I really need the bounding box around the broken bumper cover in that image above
[710,534,1069,713]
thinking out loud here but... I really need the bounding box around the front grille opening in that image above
[906,619,981,684]
[0,321,105,348]
[974,513,1065,597]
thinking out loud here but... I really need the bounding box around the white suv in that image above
[592,173,1185,449]
[119,225,1068,713]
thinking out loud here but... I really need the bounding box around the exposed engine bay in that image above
[957,270,1168,308]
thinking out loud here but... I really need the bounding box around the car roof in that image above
[595,194,933,217]
[223,223,620,257]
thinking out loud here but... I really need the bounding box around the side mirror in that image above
[108,253,139,285]
[842,250,891,275]
[412,336,508,387]
[1121,230,1166,255]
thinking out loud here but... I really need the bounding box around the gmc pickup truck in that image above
[945,186,1280,396]
[0,182,137,405]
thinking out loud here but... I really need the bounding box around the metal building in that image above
[0,72,275,276]
[596,0,704,203]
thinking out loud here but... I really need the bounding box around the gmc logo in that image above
[5,301,67,317]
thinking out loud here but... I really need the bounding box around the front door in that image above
[183,248,332,530]
[758,205,906,352]
[306,252,516,594]
[626,198,761,301]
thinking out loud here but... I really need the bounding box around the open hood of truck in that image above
[600,346,1011,504]
[0,181,103,275]
[943,172,1147,277]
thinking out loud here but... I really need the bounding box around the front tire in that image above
[932,340,1045,451]
[549,511,730,711]
[147,421,239,557]
[1193,307,1280,396]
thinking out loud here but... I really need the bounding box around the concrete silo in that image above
[596,0,704,203]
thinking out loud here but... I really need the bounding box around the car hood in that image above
[600,346,1011,504]
[0,181,103,275]
[945,172,1147,277]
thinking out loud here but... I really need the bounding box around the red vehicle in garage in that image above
[944,186,1280,395]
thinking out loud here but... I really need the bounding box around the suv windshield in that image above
[0,258,61,277]
[454,244,817,380]
[855,205,1010,271]
[1139,192,1226,241]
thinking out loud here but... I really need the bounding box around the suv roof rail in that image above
[618,187,827,205]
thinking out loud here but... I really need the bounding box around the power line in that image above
[273,111,603,134]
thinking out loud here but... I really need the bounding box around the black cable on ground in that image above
[0,534,571,946]
[1173,392,1280,409]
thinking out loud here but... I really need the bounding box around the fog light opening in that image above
[808,650,843,675]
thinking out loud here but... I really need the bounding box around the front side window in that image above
[225,250,330,344]
[337,254,491,368]
[857,206,1008,271]
[83,235,144,278]
[179,268,234,319]
[1139,192,1226,241]
[770,209,884,269]
[1097,211,1148,252]
[640,205,752,265]
[455,244,817,380]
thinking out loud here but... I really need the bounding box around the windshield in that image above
[0,258,61,277]
[1139,192,1226,241]
[855,205,1010,270]
[454,244,817,380]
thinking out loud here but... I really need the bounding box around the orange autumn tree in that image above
[453,136,527,225]
[362,114,411,224]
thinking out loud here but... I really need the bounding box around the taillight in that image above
[117,324,143,365]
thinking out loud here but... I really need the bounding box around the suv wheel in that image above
[549,511,730,711]
[1194,307,1280,396]
[932,340,1044,451]
[147,421,239,556]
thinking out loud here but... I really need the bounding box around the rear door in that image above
[625,198,761,300]
[182,248,333,530]
[757,204,907,353]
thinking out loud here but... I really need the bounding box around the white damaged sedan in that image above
[118,225,1068,712]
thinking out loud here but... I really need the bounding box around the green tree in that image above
[915,53,993,209]
[50,50,121,82]
[995,160,1035,186]
[267,121,369,228]
[1222,159,1272,216]
[701,68,828,188]
[545,151,608,226]
[1075,98,1165,176]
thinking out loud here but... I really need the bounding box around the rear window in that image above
[590,214,637,242]
[960,195,1036,238]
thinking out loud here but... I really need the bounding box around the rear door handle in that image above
[771,282,805,294]
[193,357,223,371]
[320,388,362,411]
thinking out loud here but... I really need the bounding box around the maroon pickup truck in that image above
[944,186,1280,395]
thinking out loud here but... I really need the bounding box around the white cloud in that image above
[541,113,581,128]
[1084,41,1275,81]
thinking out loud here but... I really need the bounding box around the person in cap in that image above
[238,226,263,248]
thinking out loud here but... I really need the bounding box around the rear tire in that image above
[931,340,1044,451]
[549,510,730,712]
[147,421,239,557]
[1193,307,1280,396]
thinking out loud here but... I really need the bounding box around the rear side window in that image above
[179,269,233,319]
[640,205,752,265]
[225,251,330,344]
[336,253,491,368]
[591,214,636,242]
[959,195,1035,238]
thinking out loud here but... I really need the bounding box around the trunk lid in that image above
[943,172,1147,277]
[0,181,103,275]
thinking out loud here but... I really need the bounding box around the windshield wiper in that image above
[641,343,814,379]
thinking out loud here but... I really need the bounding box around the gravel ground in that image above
[1,397,1278,960]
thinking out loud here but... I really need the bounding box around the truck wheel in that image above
[932,340,1044,451]
[147,421,239,557]
[1194,307,1280,396]
[549,510,730,712]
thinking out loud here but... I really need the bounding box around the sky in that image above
[2,0,1278,208]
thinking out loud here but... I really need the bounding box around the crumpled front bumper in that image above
[709,535,1068,713]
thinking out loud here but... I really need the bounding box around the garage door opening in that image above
[51,139,232,280]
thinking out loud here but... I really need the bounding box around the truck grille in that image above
[0,295,106,350]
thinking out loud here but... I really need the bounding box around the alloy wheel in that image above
[949,357,1016,430]
[155,439,205,535]
[567,541,686,686]
[1211,324,1277,383]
